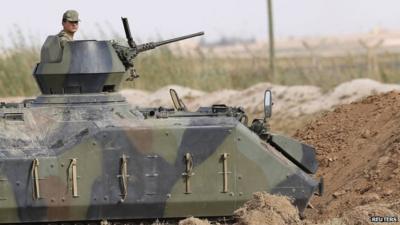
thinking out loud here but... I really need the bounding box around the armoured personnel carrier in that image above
[0,18,322,224]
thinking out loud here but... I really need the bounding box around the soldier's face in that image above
[63,21,79,34]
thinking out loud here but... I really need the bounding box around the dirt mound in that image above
[178,217,211,225]
[2,79,399,135]
[341,203,400,225]
[120,79,400,119]
[234,192,302,225]
[118,79,400,135]
[297,79,400,116]
[295,91,400,222]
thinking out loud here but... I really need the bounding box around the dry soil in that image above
[295,91,400,224]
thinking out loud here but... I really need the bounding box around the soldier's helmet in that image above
[62,10,80,22]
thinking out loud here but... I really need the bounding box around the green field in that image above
[1,35,400,97]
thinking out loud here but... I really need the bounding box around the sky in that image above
[1,0,400,46]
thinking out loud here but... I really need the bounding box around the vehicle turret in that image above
[33,17,203,94]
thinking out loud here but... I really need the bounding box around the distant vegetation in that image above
[0,44,39,96]
[1,32,400,97]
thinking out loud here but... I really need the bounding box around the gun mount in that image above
[115,17,204,80]
[113,17,204,81]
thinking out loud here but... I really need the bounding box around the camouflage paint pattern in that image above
[0,97,319,223]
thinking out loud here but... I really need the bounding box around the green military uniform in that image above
[57,30,74,48]
[58,10,80,48]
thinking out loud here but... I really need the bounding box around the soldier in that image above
[58,10,80,48]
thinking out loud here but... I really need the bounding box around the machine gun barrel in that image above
[154,32,204,47]
[136,32,204,53]
[122,17,136,48]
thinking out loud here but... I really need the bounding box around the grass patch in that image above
[1,35,400,97]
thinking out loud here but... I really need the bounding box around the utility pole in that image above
[267,0,275,79]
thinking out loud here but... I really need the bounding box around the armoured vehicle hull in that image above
[0,94,319,223]
[0,17,321,224]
